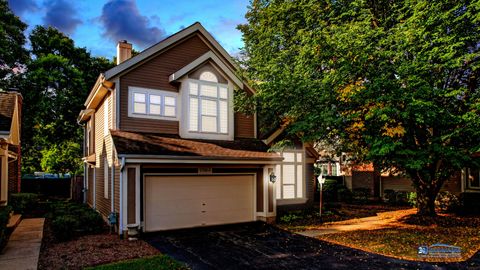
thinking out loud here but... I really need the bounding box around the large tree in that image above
[239,0,480,215]
[21,26,114,173]
[0,0,28,90]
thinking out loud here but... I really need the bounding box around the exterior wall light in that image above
[269,172,277,183]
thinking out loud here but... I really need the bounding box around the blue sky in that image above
[8,0,249,59]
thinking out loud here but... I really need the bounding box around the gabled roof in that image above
[169,51,243,89]
[111,130,282,161]
[104,22,237,81]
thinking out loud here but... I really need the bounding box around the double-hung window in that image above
[276,150,304,199]
[129,87,177,119]
[188,73,228,134]
[468,168,480,189]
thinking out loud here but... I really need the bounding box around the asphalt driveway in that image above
[144,222,478,270]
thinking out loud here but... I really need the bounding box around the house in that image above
[78,22,318,235]
[0,91,22,205]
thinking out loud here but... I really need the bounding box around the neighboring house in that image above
[78,22,317,234]
[0,91,22,205]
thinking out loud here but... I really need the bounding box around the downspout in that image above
[119,156,126,235]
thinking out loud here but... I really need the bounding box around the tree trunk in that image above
[416,187,437,216]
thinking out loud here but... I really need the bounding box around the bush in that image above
[435,191,460,213]
[353,188,371,203]
[48,201,105,241]
[0,206,12,252]
[383,189,396,205]
[337,187,353,203]
[322,179,339,202]
[407,192,417,207]
[9,193,38,214]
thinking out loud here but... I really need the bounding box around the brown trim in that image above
[127,168,136,224]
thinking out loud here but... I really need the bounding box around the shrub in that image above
[0,206,12,252]
[407,192,417,207]
[383,189,396,205]
[435,191,460,213]
[396,191,408,205]
[322,179,339,202]
[353,188,371,203]
[9,193,39,215]
[279,212,302,224]
[48,201,105,241]
[337,187,353,203]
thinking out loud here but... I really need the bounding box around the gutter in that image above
[119,156,125,234]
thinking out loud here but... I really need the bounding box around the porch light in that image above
[269,172,277,183]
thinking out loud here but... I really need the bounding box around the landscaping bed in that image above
[36,200,175,269]
[317,211,480,262]
[277,203,410,231]
[85,254,188,270]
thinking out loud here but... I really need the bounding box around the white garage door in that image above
[144,175,255,231]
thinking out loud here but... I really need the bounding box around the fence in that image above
[21,176,83,201]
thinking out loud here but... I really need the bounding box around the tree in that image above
[0,0,28,90]
[239,0,480,215]
[20,26,115,173]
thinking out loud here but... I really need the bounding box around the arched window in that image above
[199,71,218,82]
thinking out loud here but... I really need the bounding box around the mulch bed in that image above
[38,219,159,270]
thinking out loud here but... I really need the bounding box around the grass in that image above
[317,212,480,262]
[85,255,189,270]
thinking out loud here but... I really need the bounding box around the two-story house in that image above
[78,22,318,235]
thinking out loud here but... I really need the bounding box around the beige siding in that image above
[94,93,115,218]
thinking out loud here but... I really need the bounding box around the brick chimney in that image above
[116,40,132,65]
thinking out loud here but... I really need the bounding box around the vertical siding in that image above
[234,113,255,138]
[119,34,210,134]
[256,170,263,212]
[305,163,315,203]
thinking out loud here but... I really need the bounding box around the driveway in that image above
[144,222,472,270]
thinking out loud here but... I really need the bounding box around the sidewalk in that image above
[0,218,45,270]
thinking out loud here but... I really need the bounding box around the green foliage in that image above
[239,0,480,216]
[322,179,339,202]
[20,26,115,174]
[279,212,302,224]
[337,186,353,203]
[407,192,417,207]
[435,191,461,213]
[383,190,410,206]
[0,205,12,252]
[352,188,371,203]
[40,140,83,174]
[48,201,105,241]
[9,193,38,214]
[0,0,28,91]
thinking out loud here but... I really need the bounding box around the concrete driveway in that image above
[144,222,472,270]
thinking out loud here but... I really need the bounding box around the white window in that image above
[276,150,304,199]
[104,95,109,136]
[104,157,109,199]
[128,87,177,119]
[188,73,228,134]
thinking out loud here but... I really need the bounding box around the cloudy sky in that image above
[8,0,248,58]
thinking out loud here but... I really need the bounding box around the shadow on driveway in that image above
[144,222,478,270]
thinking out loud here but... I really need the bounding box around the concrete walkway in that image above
[296,209,415,237]
[0,218,45,270]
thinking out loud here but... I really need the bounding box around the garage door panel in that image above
[145,175,255,231]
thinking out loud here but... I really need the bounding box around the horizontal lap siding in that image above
[94,94,113,218]
[119,34,210,134]
[235,113,255,138]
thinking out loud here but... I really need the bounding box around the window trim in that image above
[277,149,305,200]
[188,79,229,135]
[128,87,178,121]
[179,77,234,141]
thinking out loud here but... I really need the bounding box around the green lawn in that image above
[85,255,189,270]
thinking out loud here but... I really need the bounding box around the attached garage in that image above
[144,174,255,231]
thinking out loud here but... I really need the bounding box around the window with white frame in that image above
[129,87,177,119]
[276,150,304,199]
[104,157,109,199]
[468,168,480,189]
[188,72,228,134]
